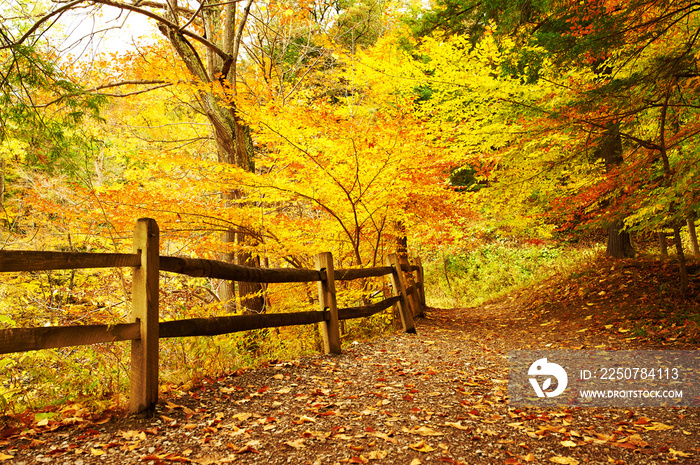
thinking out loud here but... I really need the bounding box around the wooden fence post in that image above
[130,218,160,413]
[387,253,416,333]
[315,252,341,354]
[413,256,427,308]
[399,255,424,318]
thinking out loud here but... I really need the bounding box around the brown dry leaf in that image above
[0,453,13,462]
[403,426,443,436]
[669,449,692,457]
[166,402,195,415]
[518,453,535,462]
[163,454,192,463]
[409,459,422,465]
[285,438,306,449]
[626,434,650,448]
[367,450,389,459]
[445,421,470,430]
[231,412,252,422]
[122,430,147,441]
[549,457,579,465]
[235,445,259,454]
[644,422,673,431]
[348,457,369,464]
[90,448,106,456]
[369,431,397,444]
[561,440,577,448]
[409,440,435,452]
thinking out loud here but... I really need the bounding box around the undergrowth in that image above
[423,240,602,308]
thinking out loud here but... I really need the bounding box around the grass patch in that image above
[423,240,601,308]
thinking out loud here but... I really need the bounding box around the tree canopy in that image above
[1,0,699,295]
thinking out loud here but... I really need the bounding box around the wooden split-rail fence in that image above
[0,218,426,413]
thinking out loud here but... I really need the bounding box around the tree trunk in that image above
[688,216,699,257]
[219,227,237,312]
[158,13,265,314]
[672,224,689,296]
[598,123,635,258]
[658,231,668,257]
[237,250,265,314]
[606,220,635,259]
[0,157,5,208]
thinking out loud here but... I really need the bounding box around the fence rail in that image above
[0,218,425,413]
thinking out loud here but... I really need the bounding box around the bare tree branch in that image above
[1,0,85,49]
[34,80,172,107]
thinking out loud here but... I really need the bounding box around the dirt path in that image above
[3,294,699,465]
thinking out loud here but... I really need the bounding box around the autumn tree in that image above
[410,0,700,274]
[2,0,337,312]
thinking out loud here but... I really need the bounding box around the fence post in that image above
[387,253,416,333]
[130,218,160,413]
[413,256,426,308]
[398,255,424,318]
[315,252,341,354]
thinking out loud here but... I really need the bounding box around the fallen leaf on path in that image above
[348,456,369,464]
[644,422,673,431]
[285,439,306,449]
[626,434,649,448]
[409,440,435,452]
[445,421,470,430]
[367,450,388,459]
[669,448,692,457]
[368,431,397,444]
[235,445,259,454]
[403,426,443,436]
[231,412,252,422]
[550,457,579,465]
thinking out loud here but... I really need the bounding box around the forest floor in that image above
[1,256,699,465]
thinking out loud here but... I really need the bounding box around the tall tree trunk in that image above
[607,219,635,259]
[673,224,689,296]
[0,157,5,208]
[597,123,635,258]
[658,231,668,257]
[237,241,265,314]
[688,216,699,257]
[158,7,265,314]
